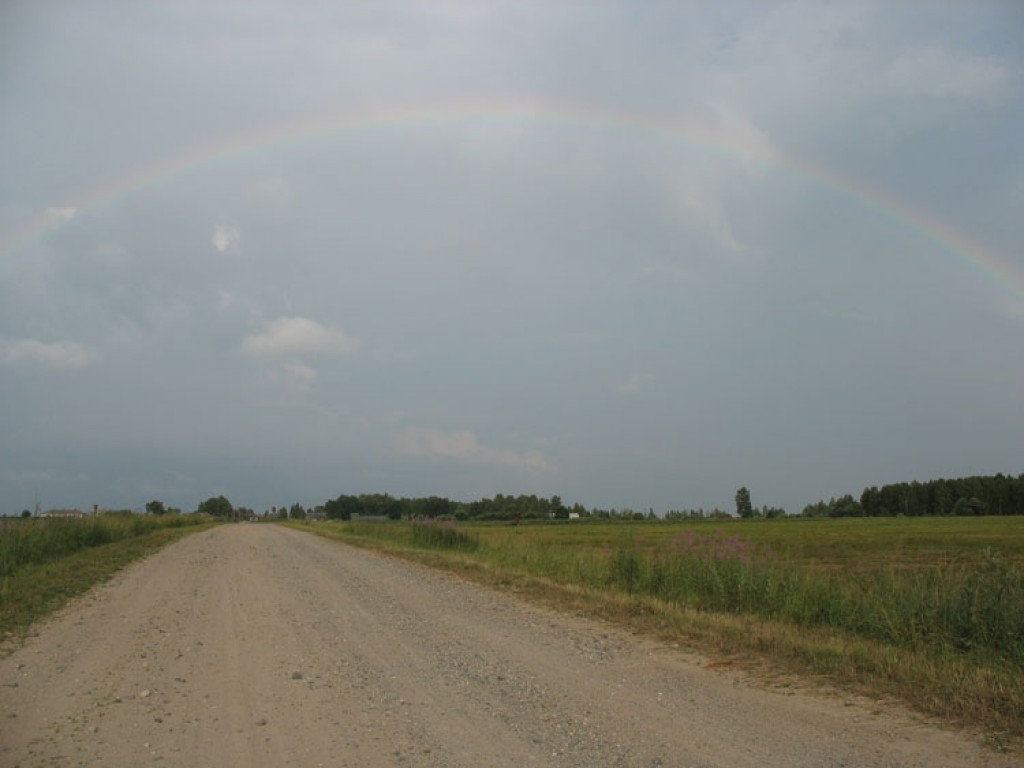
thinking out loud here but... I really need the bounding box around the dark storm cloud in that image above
[1,1,1020,515]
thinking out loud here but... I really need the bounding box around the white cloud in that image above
[887,46,1018,104]
[217,289,263,318]
[709,104,781,167]
[242,316,360,357]
[678,184,744,254]
[43,207,77,225]
[211,224,241,254]
[397,429,551,473]
[619,373,654,394]
[998,297,1024,322]
[0,338,92,370]
[283,361,317,385]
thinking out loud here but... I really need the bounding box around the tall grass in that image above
[409,519,479,550]
[332,519,480,552]
[597,533,1023,667]
[0,514,209,579]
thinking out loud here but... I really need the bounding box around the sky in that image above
[1,1,1022,516]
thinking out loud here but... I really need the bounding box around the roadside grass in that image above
[0,515,217,647]
[287,516,1024,742]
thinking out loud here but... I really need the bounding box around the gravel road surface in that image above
[0,525,1010,767]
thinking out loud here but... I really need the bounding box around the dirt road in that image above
[0,525,1009,767]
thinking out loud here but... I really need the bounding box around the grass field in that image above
[0,514,216,645]
[290,515,1024,743]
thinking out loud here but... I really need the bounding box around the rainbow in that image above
[2,98,1021,299]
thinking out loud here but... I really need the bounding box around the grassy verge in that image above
[0,516,217,648]
[286,517,1023,745]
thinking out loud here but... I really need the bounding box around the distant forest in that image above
[802,473,1024,517]
[201,472,1024,522]
[852,473,1024,517]
[314,473,1024,521]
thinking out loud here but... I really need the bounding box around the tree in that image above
[735,487,753,518]
[860,486,881,516]
[417,496,453,519]
[830,494,863,518]
[324,494,362,520]
[381,496,404,520]
[197,495,233,518]
[551,495,567,518]
[145,500,166,516]
[289,502,306,520]
[953,496,988,516]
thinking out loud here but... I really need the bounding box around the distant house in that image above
[306,509,326,521]
[568,512,581,520]
[40,508,87,518]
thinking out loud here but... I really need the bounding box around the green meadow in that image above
[292,515,1024,741]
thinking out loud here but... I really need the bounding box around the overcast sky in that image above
[1,1,1022,515]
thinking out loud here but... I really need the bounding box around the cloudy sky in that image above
[1,2,1021,515]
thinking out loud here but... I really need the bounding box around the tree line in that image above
[172,471,1024,523]
[188,492,662,522]
[803,473,1024,518]
[322,493,578,521]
